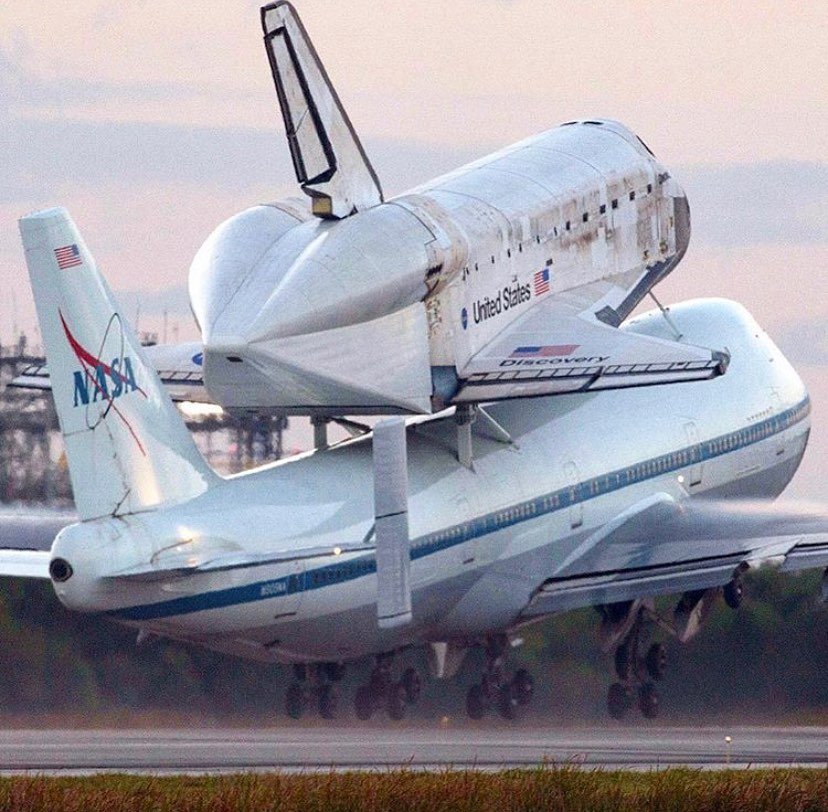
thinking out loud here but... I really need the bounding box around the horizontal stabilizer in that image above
[0,549,50,579]
[262,2,383,218]
[10,342,211,404]
[453,295,728,403]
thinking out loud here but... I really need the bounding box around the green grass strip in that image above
[1,767,828,812]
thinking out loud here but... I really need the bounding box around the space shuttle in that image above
[15,2,728,417]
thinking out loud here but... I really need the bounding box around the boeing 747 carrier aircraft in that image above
[2,4,827,722]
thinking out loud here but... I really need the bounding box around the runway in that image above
[0,727,826,772]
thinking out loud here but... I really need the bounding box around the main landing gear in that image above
[603,572,746,720]
[353,654,422,721]
[285,662,346,720]
[602,603,665,720]
[465,635,534,720]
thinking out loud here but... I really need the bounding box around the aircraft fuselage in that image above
[50,298,810,664]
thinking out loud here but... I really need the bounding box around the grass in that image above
[1,768,828,812]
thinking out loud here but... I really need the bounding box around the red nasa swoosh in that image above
[59,309,148,456]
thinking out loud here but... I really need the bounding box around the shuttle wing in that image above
[522,497,828,618]
[450,288,728,404]
[261,2,383,218]
[9,342,211,405]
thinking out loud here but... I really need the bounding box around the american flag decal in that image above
[54,244,82,269]
[510,344,580,358]
[533,268,550,296]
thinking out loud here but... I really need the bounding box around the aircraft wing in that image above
[9,342,212,405]
[450,286,728,404]
[521,496,828,618]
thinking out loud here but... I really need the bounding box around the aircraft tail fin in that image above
[261,2,383,219]
[19,207,217,521]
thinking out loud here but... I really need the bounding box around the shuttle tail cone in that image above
[19,207,217,521]
[374,418,412,629]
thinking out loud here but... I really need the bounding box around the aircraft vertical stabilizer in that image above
[19,208,217,521]
[261,2,383,218]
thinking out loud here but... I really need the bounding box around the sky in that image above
[1,1,826,496]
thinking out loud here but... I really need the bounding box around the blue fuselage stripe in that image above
[111,396,812,622]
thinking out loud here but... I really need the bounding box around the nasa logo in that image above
[59,310,147,410]
[72,356,139,407]
[461,308,468,330]
[192,352,204,366]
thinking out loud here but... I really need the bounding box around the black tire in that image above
[466,684,487,720]
[724,576,744,610]
[607,682,631,720]
[638,682,660,719]
[512,669,534,706]
[387,681,406,721]
[401,667,422,705]
[614,640,632,681]
[285,683,306,720]
[645,643,667,681]
[354,684,373,721]
[318,684,338,720]
[497,682,520,721]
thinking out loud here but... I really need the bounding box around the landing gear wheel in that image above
[354,685,373,721]
[466,684,488,720]
[614,640,633,682]
[401,667,421,705]
[607,682,632,720]
[724,576,744,610]
[318,684,338,720]
[386,681,407,721]
[512,669,534,706]
[638,681,660,719]
[497,681,520,720]
[285,683,306,720]
[645,642,667,681]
